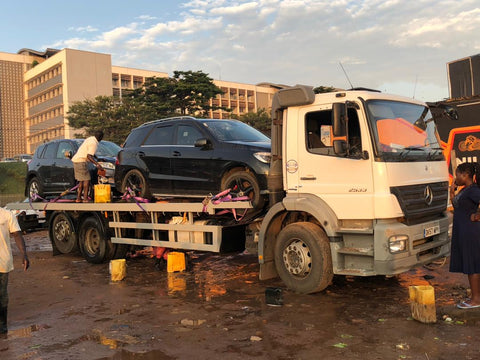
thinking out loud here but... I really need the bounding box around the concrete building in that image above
[209,80,280,119]
[24,49,168,153]
[0,51,44,159]
[1,47,281,155]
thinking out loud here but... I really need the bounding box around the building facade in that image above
[23,49,168,153]
[1,47,280,156]
[0,51,42,159]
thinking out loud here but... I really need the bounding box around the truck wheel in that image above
[28,177,44,200]
[121,169,151,199]
[79,216,107,264]
[274,222,333,294]
[49,212,78,254]
[221,170,264,209]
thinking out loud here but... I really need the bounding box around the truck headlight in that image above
[388,235,408,253]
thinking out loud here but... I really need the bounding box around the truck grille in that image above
[390,182,448,225]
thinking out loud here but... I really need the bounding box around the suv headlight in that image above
[253,152,271,164]
[388,235,408,253]
[98,161,115,170]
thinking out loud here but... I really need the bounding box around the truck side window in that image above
[347,109,362,156]
[306,108,362,157]
[305,110,335,156]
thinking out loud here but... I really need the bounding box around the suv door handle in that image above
[172,151,181,157]
[300,176,317,180]
[137,151,145,158]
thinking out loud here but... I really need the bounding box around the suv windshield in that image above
[365,100,444,162]
[202,120,270,142]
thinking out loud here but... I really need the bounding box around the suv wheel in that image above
[121,169,151,199]
[221,169,264,210]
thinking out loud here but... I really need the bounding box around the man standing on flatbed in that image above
[72,130,105,203]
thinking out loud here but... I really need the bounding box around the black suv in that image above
[114,117,271,208]
[26,139,121,200]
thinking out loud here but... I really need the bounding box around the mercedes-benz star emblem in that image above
[424,185,433,206]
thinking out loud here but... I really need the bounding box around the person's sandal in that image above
[457,301,480,309]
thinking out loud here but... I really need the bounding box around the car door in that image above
[52,141,77,190]
[37,142,58,191]
[171,123,216,195]
[140,124,174,194]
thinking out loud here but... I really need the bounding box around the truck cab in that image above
[259,86,450,293]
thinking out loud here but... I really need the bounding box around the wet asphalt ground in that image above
[2,229,480,360]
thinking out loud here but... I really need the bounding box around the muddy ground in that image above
[1,229,480,360]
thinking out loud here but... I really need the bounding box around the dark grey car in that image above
[26,139,120,200]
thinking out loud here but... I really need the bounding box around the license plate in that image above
[424,224,440,237]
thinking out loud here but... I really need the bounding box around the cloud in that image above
[68,25,98,33]
[136,15,157,21]
[47,0,480,101]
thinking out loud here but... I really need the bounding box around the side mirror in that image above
[444,105,458,121]
[333,140,347,156]
[65,150,73,159]
[194,138,212,149]
[332,103,347,137]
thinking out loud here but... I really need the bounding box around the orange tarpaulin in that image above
[377,118,427,148]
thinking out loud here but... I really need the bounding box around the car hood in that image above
[222,140,271,151]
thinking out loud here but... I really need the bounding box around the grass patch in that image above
[0,162,27,194]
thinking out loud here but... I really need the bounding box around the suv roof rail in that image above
[139,116,197,127]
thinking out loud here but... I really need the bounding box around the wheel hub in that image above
[283,239,312,277]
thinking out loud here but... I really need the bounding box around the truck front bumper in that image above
[373,214,450,275]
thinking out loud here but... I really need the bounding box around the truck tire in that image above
[221,169,264,209]
[49,212,78,254]
[28,177,44,200]
[274,222,333,294]
[79,216,108,264]
[121,169,151,199]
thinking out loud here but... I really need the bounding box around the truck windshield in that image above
[365,100,444,162]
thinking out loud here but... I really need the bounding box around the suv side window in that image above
[56,141,75,159]
[43,143,57,159]
[143,125,174,146]
[176,125,202,146]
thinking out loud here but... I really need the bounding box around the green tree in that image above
[132,70,225,117]
[313,85,336,94]
[234,108,271,135]
[67,96,144,144]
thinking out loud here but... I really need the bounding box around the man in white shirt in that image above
[0,208,29,336]
[72,130,105,202]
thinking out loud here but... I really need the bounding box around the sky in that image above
[2,0,479,102]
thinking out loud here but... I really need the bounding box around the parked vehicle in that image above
[25,139,121,200]
[14,154,33,163]
[8,86,453,294]
[114,117,271,208]
[1,157,16,163]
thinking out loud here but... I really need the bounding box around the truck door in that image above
[287,105,375,219]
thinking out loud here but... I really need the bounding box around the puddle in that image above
[99,349,175,360]
[8,324,50,338]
